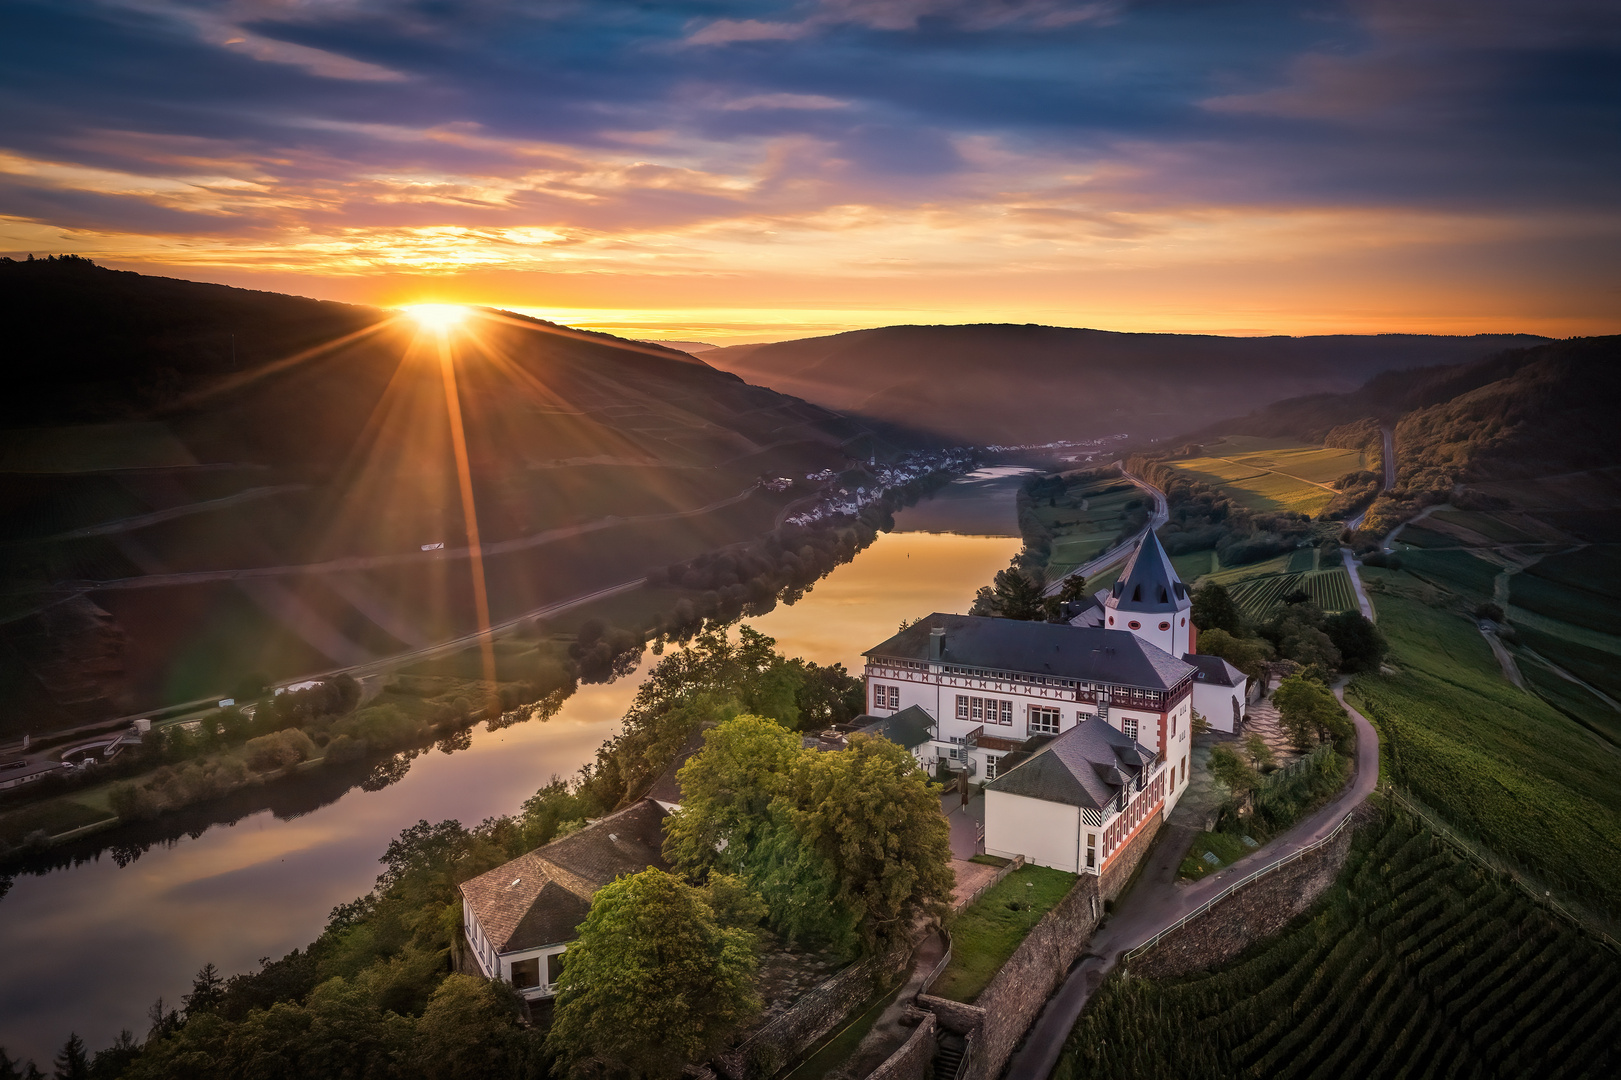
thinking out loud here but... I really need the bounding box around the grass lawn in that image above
[931,865,1078,1003]
[1347,589,1621,913]
[0,796,116,844]
[1178,830,1256,879]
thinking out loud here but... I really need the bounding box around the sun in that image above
[400,304,471,333]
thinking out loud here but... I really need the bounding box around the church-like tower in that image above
[1102,530,1192,657]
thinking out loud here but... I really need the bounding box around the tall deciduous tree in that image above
[546,870,759,1080]
[663,715,803,876]
[1191,581,1246,635]
[786,735,955,954]
[1195,629,1274,683]
[1273,674,1353,751]
[970,567,1046,621]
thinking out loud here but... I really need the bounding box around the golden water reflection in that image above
[0,476,1023,1063]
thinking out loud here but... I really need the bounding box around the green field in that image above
[1056,811,1621,1080]
[1227,567,1358,617]
[1347,586,1621,911]
[930,865,1077,1003]
[1035,474,1150,581]
[1427,509,1541,544]
[1399,549,1502,602]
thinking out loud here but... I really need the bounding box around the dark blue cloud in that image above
[1,0,1616,234]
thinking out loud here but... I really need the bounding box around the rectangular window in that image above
[1123,716,1139,741]
[985,755,1000,780]
[1086,834,1096,870]
[887,686,900,710]
[511,957,540,989]
[956,695,969,720]
[971,698,984,722]
[547,952,565,986]
[1181,756,1187,785]
[999,700,1013,725]
[1029,706,1060,735]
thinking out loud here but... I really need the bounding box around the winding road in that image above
[1004,683,1381,1079]
[1043,464,1169,597]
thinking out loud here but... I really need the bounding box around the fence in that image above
[1124,807,1357,962]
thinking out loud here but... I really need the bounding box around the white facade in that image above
[984,753,1169,876]
[1192,679,1246,734]
[864,657,1192,816]
[464,900,570,1000]
[1100,605,1192,660]
[984,789,1082,872]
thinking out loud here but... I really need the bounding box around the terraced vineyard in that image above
[1056,811,1621,1080]
[1227,566,1358,617]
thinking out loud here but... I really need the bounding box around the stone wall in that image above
[866,1015,936,1080]
[716,945,912,1080]
[965,872,1103,1077]
[1127,809,1366,981]
[909,818,1164,1080]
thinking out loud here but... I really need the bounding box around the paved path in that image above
[1044,465,1168,597]
[1479,625,1527,690]
[1340,546,1375,620]
[1004,682,1380,1079]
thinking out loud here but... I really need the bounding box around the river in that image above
[0,467,1027,1064]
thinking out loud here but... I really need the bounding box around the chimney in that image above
[929,626,946,661]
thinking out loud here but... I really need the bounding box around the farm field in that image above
[1227,567,1357,618]
[1346,584,1621,913]
[1159,440,1363,516]
[1399,549,1502,602]
[1055,811,1621,1080]
[1427,509,1542,545]
[1032,473,1150,582]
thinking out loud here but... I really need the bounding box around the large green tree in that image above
[1191,581,1246,635]
[1273,674,1353,751]
[546,870,760,1080]
[785,735,955,953]
[970,567,1046,621]
[1322,610,1386,672]
[663,715,803,875]
[1195,629,1274,683]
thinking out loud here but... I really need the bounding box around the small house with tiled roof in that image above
[982,716,1167,877]
[458,799,669,999]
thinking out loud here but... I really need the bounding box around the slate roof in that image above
[985,718,1155,811]
[865,614,1194,691]
[1184,653,1245,687]
[1107,531,1188,613]
[459,799,669,953]
[855,705,935,750]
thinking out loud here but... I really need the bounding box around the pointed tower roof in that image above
[1106,531,1188,614]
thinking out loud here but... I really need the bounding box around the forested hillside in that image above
[0,258,916,736]
[703,324,1543,446]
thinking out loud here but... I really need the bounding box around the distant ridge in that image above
[703,324,1547,446]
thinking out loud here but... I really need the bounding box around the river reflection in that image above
[0,469,1024,1063]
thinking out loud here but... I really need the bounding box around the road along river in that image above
[0,468,1028,1064]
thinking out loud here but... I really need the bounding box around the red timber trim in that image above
[1098,768,1167,873]
[1188,621,1198,654]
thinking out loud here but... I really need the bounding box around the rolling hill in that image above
[0,258,912,737]
[702,325,1546,447]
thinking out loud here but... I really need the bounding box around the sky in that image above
[2,0,1618,343]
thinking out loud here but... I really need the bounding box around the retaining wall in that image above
[866,1015,936,1080]
[906,814,1162,1080]
[717,944,912,1080]
[1127,808,1367,980]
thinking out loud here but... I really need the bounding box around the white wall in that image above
[1103,607,1192,658]
[985,789,1080,873]
[1192,681,1246,734]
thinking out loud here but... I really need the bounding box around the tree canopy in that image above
[1273,674,1354,751]
[970,567,1046,621]
[546,870,759,1080]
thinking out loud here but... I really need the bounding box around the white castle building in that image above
[861,530,1248,876]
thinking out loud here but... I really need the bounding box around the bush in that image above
[244,728,317,772]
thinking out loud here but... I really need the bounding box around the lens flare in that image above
[402,304,471,332]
